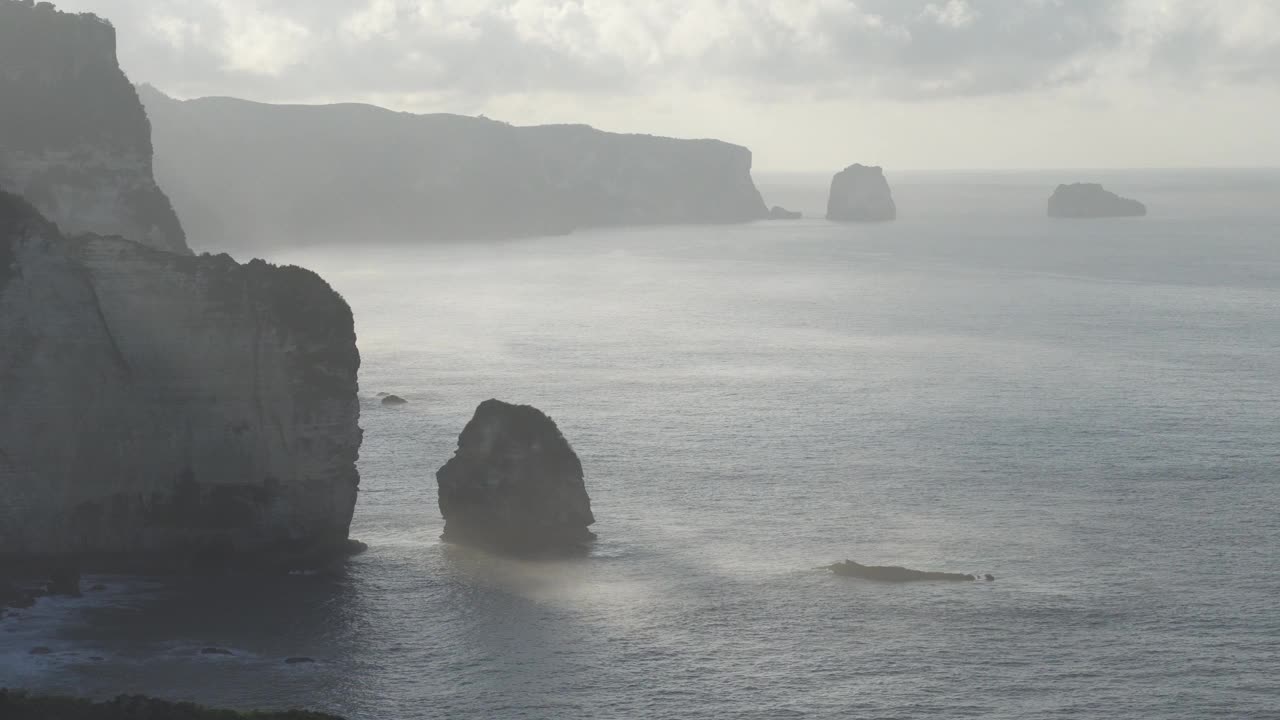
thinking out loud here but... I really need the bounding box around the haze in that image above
[51,0,1280,171]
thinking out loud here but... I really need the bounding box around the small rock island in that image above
[436,400,596,555]
[1047,183,1146,218]
[826,164,897,222]
[826,559,978,582]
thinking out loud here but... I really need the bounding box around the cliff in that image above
[1047,183,1146,218]
[137,87,767,251]
[0,192,362,571]
[827,164,896,222]
[436,400,595,555]
[0,1,188,253]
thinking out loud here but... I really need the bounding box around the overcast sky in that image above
[58,0,1280,171]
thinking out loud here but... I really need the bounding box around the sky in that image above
[55,0,1280,171]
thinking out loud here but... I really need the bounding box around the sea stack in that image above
[436,400,595,554]
[826,164,896,222]
[1047,183,1146,218]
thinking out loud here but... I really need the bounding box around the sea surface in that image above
[4,170,1279,719]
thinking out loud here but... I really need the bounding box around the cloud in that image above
[52,0,1280,103]
[920,0,978,29]
[215,1,311,76]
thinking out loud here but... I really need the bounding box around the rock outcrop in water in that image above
[0,1,187,253]
[1047,183,1146,218]
[826,164,897,222]
[0,193,362,571]
[0,691,346,720]
[137,86,768,251]
[826,560,976,582]
[768,205,802,220]
[436,400,595,554]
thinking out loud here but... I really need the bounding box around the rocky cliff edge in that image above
[0,1,188,253]
[0,192,362,571]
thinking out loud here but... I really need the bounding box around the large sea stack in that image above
[138,86,769,251]
[1047,183,1146,218]
[0,1,187,254]
[0,1,362,572]
[436,400,595,555]
[826,164,897,222]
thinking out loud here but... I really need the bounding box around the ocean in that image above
[3,170,1279,718]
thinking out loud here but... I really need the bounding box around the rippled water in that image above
[4,171,1279,718]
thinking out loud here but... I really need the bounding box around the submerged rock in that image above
[1,578,39,609]
[436,400,596,554]
[200,647,234,656]
[46,566,81,597]
[826,164,896,222]
[6,593,36,610]
[826,559,975,582]
[0,691,347,720]
[381,394,408,406]
[285,656,316,665]
[768,205,802,220]
[1047,183,1146,218]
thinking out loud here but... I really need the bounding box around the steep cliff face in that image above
[138,88,767,251]
[0,193,361,570]
[0,1,188,254]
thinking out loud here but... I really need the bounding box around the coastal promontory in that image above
[436,400,596,554]
[0,0,363,573]
[139,87,769,251]
[826,164,897,222]
[0,192,362,571]
[1047,183,1146,218]
[0,1,188,254]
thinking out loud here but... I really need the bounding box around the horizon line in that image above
[754,166,1280,175]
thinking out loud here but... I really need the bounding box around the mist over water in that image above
[5,171,1279,718]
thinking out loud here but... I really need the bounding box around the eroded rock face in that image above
[0,193,362,571]
[0,1,188,253]
[1047,183,1146,218]
[826,164,896,222]
[436,400,595,554]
